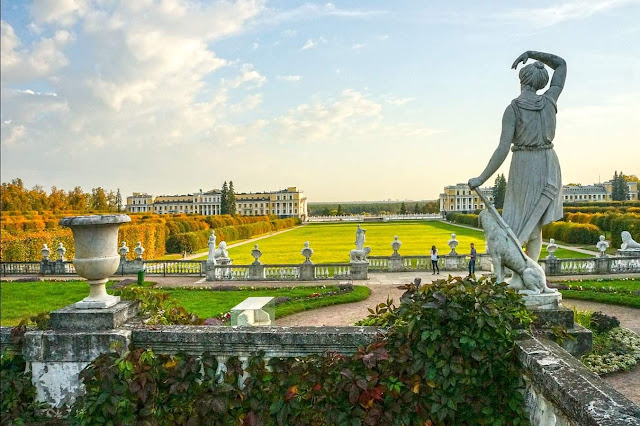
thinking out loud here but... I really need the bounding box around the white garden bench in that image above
[230,297,276,326]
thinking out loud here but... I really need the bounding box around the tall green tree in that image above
[115,189,123,212]
[414,202,420,214]
[492,173,507,209]
[337,204,344,215]
[227,181,237,215]
[220,181,228,214]
[612,171,628,201]
[400,202,407,215]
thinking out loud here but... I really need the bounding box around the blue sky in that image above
[1,0,639,202]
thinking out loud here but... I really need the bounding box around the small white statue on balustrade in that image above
[621,231,640,251]
[41,244,51,261]
[207,233,217,265]
[56,242,66,261]
[251,244,262,265]
[119,241,130,259]
[391,236,402,257]
[134,242,145,260]
[596,235,609,257]
[448,234,459,255]
[546,239,558,259]
[301,241,314,263]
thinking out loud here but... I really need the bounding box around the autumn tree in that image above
[90,187,108,211]
[48,186,68,211]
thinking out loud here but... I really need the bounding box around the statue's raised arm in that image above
[512,50,566,102]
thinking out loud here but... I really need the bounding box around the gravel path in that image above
[561,299,640,334]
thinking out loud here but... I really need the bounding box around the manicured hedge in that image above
[542,221,601,244]
[564,212,640,248]
[446,212,479,227]
[0,223,167,261]
[165,218,299,254]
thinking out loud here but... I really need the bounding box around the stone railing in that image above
[539,255,640,276]
[3,255,639,279]
[368,254,493,272]
[0,260,76,276]
[2,324,638,425]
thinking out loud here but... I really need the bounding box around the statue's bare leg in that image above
[526,225,543,262]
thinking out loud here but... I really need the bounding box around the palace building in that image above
[126,187,308,220]
[439,180,639,214]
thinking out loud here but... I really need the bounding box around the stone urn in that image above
[59,214,131,309]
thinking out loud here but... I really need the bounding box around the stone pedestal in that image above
[595,257,610,274]
[25,300,138,408]
[388,256,404,272]
[350,262,368,280]
[527,299,592,358]
[50,300,139,331]
[249,264,265,280]
[543,257,559,275]
[444,255,464,271]
[300,263,315,280]
[522,292,562,310]
[205,262,216,281]
[119,258,144,275]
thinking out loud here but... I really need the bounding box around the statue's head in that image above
[599,235,606,242]
[621,231,631,242]
[519,61,549,91]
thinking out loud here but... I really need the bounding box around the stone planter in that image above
[59,214,131,309]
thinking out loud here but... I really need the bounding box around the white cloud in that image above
[30,0,86,27]
[277,75,302,82]
[498,0,637,27]
[301,36,327,50]
[226,64,267,89]
[1,21,74,82]
[2,124,27,146]
[352,43,365,50]
[252,42,259,49]
[269,89,441,144]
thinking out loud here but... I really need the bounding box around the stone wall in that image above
[2,325,638,424]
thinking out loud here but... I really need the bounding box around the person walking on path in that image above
[468,243,477,277]
[430,245,440,275]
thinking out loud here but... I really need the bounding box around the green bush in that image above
[74,276,531,425]
[1,349,47,424]
[542,221,601,244]
[446,212,479,227]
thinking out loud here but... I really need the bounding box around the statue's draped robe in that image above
[502,94,563,244]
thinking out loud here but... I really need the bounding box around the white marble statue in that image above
[207,233,217,265]
[355,225,366,251]
[350,247,371,263]
[448,233,459,255]
[215,241,229,259]
[469,51,567,263]
[596,235,609,257]
[479,210,555,295]
[621,231,640,250]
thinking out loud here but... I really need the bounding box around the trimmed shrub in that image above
[542,221,601,244]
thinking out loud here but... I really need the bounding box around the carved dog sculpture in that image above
[350,246,371,263]
[479,210,555,295]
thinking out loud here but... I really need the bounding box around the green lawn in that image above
[0,281,370,325]
[560,290,640,309]
[193,221,591,263]
[557,278,640,308]
[199,221,488,264]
